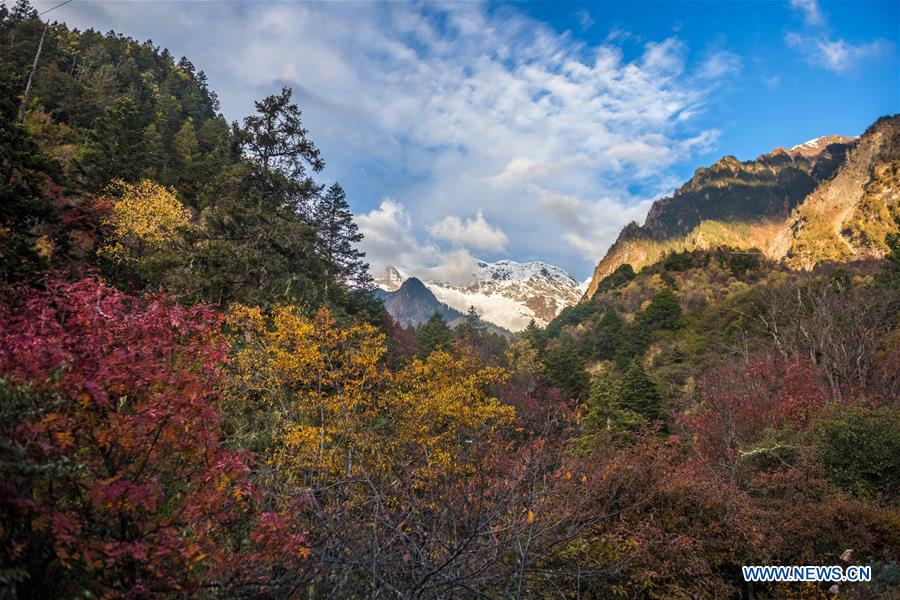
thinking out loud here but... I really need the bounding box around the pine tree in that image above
[235,86,323,216]
[543,336,589,401]
[80,96,145,188]
[618,361,665,424]
[876,233,900,289]
[174,117,199,170]
[523,318,546,352]
[593,309,623,360]
[11,0,37,21]
[142,123,164,179]
[0,63,58,281]
[417,313,452,359]
[314,182,371,290]
[637,287,681,331]
[456,305,486,348]
[177,89,328,308]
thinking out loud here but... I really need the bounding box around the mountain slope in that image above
[374,277,465,327]
[584,115,899,300]
[776,116,900,268]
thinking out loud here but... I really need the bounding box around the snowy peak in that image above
[788,135,856,157]
[471,259,579,288]
[374,259,582,332]
[374,265,408,292]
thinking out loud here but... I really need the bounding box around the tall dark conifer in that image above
[314,182,371,290]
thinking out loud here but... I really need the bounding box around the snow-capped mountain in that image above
[788,135,855,157]
[375,259,583,331]
[373,265,409,292]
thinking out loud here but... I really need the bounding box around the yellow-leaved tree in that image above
[225,304,515,487]
[99,179,191,264]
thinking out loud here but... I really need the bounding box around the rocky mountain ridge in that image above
[584,115,898,300]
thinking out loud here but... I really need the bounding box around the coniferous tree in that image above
[637,287,682,331]
[235,86,323,215]
[314,182,371,290]
[11,0,37,22]
[417,312,452,359]
[876,233,900,289]
[523,318,546,352]
[593,309,623,360]
[178,89,327,308]
[142,123,164,179]
[618,361,665,425]
[456,305,487,349]
[174,117,199,170]
[80,96,145,188]
[0,63,58,281]
[543,336,589,401]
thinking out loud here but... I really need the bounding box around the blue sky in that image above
[33,0,899,280]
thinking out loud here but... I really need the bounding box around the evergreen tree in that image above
[417,313,452,359]
[876,233,900,289]
[456,305,487,348]
[582,371,619,435]
[637,287,682,331]
[314,182,371,290]
[593,309,623,360]
[234,86,323,216]
[523,318,546,352]
[80,96,145,188]
[177,88,329,308]
[174,116,199,170]
[465,305,481,327]
[543,336,589,401]
[0,63,58,281]
[142,123,164,179]
[618,361,665,424]
[11,0,37,21]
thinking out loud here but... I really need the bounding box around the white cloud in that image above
[355,199,438,276]
[429,211,509,251]
[39,1,739,278]
[355,201,484,286]
[784,0,890,74]
[697,50,742,80]
[535,188,655,261]
[785,33,890,73]
[789,0,825,27]
[576,9,594,31]
[486,158,553,188]
[426,248,479,287]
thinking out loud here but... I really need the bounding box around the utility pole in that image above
[17,21,47,123]
[16,0,75,123]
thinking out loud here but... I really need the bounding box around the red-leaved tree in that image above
[0,277,305,598]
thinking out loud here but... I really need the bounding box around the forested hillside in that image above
[1,2,898,598]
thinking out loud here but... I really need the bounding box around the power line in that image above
[38,0,74,18]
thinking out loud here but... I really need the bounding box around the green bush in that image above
[816,406,900,497]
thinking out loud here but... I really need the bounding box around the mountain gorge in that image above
[584,116,898,299]
[375,259,584,331]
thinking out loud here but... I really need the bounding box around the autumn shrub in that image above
[0,277,306,598]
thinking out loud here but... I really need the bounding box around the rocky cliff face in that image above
[777,117,900,269]
[584,115,898,300]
